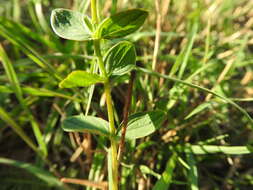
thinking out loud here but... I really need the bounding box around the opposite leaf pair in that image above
[51,8,147,88]
[59,41,136,88]
[62,111,165,140]
[51,8,148,41]
[50,8,165,141]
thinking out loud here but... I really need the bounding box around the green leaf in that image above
[183,145,252,155]
[152,153,177,190]
[186,153,199,190]
[122,111,165,140]
[0,44,23,102]
[62,115,110,137]
[51,8,92,41]
[96,9,148,39]
[0,157,63,187]
[105,41,136,76]
[185,102,212,120]
[59,71,105,88]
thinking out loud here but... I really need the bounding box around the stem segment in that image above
[91,1,118,189]
[105,82,119,189]
[91,0,98,25]
[94,38,119,190]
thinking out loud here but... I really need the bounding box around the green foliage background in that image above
[0,0,253,189]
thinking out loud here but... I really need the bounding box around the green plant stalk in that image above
[105,82,119,189]
[13,0,21,21]
[34,1,49,32]
[91,0,98,25]
[91,0,118,189]
[93,38,119,190]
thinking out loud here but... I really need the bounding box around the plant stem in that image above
[91,0,119,189]
[104,82,118,189]
[91,0,98,25]
[104,83,116,134]
[94,40,119,190]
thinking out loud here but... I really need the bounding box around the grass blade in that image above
[186,153,199,190]
[185,102,212,119]
[0,19,61,80]
[87,153,105,190]
[137,67,253,125]
[152,153,177,190]
[0,85,81,102]
[183,145,252,155]
[0,44,47,157]
[0,44,23,101]
[0,157,63,187]
[12,0,20,21]
[34,1,50,33]
[0,107,38,152]
[169,20,198,78]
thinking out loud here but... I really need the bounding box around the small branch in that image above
[61,178,108,190]
[117,71,135,162]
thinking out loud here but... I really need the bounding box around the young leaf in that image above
[105,41,136,76]
[96,9,148,39]
[121,111,165,140]
[59,71,105,88]
[51,8,92,41]
[62,115,110,137]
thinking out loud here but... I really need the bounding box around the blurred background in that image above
[0,0,253,189]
